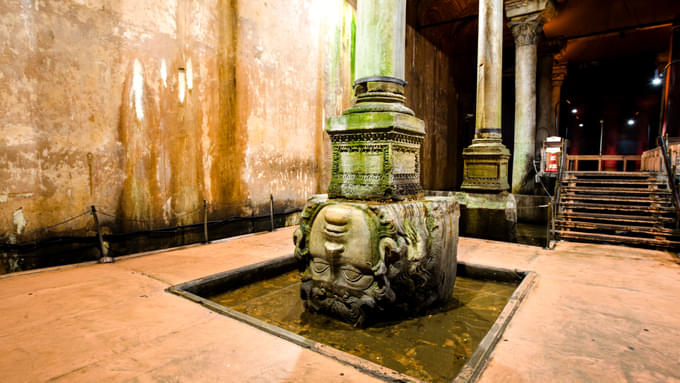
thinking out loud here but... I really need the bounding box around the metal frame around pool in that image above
[167,255,536,383]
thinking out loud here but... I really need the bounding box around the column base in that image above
[461,139,511,192]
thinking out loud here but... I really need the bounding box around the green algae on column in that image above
[355,0,406,81]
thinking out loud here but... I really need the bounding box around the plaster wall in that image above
[0,0,354,242]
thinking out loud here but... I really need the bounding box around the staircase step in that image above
[561,179,667,185]
[560,201,676,213]
[560,194,672,203]
[560,186,672,195]
[555,220,680,236]
[564,171,661,177]
[555,230,680,248]
[558,211,676,224]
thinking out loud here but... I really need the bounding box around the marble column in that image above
[461,0,511,191]
[509,14,543,194]
[326,0,425,200]
[662,17,680,137]
[295,0,459,326]
[552,59,568,137]
[536,38,564,151]
[355,0,405,84]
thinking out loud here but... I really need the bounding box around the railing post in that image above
[545,200,552,250]
[269,194,275,232]
[91,205,113,263]
[203,200,209,243]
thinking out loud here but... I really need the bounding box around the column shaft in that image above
[510,15,541,194]
[475,0,504,140]
[552,60,567,136]
[461,0,510,192]
[536,54,554,150]
[355,0,406,83]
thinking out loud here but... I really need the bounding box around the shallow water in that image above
[210,271,517,382]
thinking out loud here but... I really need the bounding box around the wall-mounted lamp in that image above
[571,108,578,114]
[627,119,635,126]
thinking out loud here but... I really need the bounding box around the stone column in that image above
[536,38,564,151]
[552,59,568,136]
[327,0,424,200]
[508,14,542,194]
[662,16,680,137]
[295,0,459,327]
[355,0,405,84]
[505,0,553,194]
[461,0,511,191]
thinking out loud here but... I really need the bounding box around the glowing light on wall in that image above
[178,68,186,103]
[131,59,144,121]
[160,59,168,88]
[186,58,193,90]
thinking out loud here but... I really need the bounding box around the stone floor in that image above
[1,227,679,382]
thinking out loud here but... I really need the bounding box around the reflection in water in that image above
[211,271,517,382]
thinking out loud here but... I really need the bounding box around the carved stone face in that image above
[307,204,377,297]
[294,196,459,327]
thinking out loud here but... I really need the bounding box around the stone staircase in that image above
[555,171,680,248]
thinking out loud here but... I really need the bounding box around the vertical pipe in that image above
[91,205,113,263]
[203,200,208,243]
[599,119,604,156]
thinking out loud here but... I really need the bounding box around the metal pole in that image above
[269,194,275,232]
[545,200,552,250]
[599,119,604,156]
[203,200,208,243]
[554,101,559,136]
[91,205,113,263]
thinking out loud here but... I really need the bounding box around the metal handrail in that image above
[657,135,680,222]
[565,154,642,171]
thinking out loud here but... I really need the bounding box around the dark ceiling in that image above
[412,0,680,60]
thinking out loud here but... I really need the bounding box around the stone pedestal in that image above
[327,82,425,200]
[294,195,459,326]
[429,191,517,243]
[461,140,510,191]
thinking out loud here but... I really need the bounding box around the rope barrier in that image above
[22,209,91,235]
[10,199,545,242]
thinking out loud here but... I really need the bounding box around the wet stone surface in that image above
[210,271,517,382]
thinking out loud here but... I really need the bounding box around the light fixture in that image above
[627,119,635,126]
[652,69,663,86]
[579,123,584,127]
[571,108,578,114]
